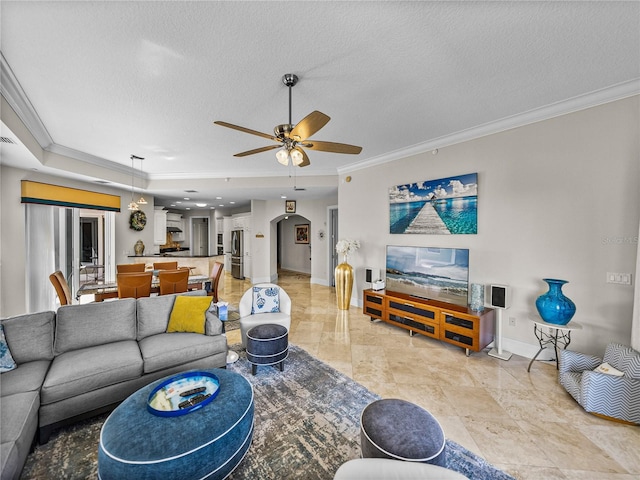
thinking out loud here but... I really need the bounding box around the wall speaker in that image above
[489,284,510,309]
[365,268,380,283]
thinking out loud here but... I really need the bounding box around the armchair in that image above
[239,283,291,347]
[559,343,640,424]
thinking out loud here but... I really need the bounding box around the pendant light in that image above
[127,155,140,212]
[136,156,147,205]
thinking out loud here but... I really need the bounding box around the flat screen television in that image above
[385,245,469,307]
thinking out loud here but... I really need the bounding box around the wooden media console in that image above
[363,289,495,356]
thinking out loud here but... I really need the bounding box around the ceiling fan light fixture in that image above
[128,201,139,211]
[291,148,304,166]
[276,148,290,166]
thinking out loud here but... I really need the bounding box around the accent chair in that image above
[239,283,291,347]
[559,343,640,424]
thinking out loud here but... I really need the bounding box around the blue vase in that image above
[535,279,576,325]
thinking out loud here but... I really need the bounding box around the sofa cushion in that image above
[42,341,143,405]
[0,360,50,397]
[54,299,136,355]
[139,332,227,374]
[0,391,39,480]
[0,391,39,443]
[136,291,208,341]
[0,325,16,372]
[167,296,212,334]
[1,311,55,364]
[136,295,176,341]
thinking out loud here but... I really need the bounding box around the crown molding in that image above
[0,51,54,149]
[338,79,640,175]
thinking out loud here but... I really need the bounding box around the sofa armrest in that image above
[205,311,223,336]
[559,349,601,375]
[581,370,640,423]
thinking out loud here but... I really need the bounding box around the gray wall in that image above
[338,96,640,357]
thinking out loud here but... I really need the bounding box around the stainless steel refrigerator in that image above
[231,229,244,279]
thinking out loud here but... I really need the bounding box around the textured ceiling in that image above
[1,1,638,210]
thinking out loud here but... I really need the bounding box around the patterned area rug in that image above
[20,345,514,480]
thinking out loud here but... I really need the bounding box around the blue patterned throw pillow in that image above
[0,324,17,373]
[251,287,280,314]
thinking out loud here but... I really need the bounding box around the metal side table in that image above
[527,316,582,372]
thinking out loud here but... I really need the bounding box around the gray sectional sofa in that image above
[0,291,228,480]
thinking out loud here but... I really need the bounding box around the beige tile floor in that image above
[221,271,640,480]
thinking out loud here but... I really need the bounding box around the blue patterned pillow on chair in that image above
[0,324,17,373]
[251,287,280,314]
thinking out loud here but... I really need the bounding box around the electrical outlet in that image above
[509,317,516,327]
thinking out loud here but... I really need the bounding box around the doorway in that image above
[329,207,338,287]
[192,217,209,256]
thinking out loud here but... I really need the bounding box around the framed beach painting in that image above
[389,172,478,234]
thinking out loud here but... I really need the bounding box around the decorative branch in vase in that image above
[335,239,360,310]
[335,239,360,264]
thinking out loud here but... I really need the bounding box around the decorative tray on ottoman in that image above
[147,370,220,417]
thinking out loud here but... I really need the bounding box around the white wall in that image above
[0,165,158,317]
[250,196,337,284]
[339,96,640,357]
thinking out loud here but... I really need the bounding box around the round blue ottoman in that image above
[98,369,254,480]
[360,399,446,466]
[246,323,288,375]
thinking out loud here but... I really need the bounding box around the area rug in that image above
[20,345,514,480]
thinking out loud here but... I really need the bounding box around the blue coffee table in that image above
[98,369,254,480]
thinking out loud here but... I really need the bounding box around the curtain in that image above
[632,220,640,351]
[25,204,56,312]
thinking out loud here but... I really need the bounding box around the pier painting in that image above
[389,173,478,234]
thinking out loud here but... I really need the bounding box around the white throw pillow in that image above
[594,362,624,377]
[251,286,280,314]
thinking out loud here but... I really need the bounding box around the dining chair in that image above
[116,263,146,273]
[208,261,224,302]
[116,271,153,299]
[49,270,72,306]
[158,268,190,295]
[153,261,178,271]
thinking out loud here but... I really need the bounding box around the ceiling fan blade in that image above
[214,121,280,142]
[234,145,281,157]
[298,148,311,167]
[289,111,330,141]
[303,140,362,155]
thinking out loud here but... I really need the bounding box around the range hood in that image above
[167,226,182,233]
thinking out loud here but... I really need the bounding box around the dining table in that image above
[76,274,211,302]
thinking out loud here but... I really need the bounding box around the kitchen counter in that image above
[125,255,225,277]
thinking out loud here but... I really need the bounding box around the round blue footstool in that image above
[360,399,446,467]
[98,369,254,480]
[246,323,288,375]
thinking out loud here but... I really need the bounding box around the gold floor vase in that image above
[335,262,354,310]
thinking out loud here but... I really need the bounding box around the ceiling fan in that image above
[214,73,362,167]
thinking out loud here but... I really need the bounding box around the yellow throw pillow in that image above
[166,296,213,334]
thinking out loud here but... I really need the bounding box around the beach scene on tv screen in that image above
[386,246,469,305]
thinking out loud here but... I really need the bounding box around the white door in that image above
[192,218,209,256]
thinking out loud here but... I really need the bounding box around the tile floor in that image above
[221,270,640,480]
